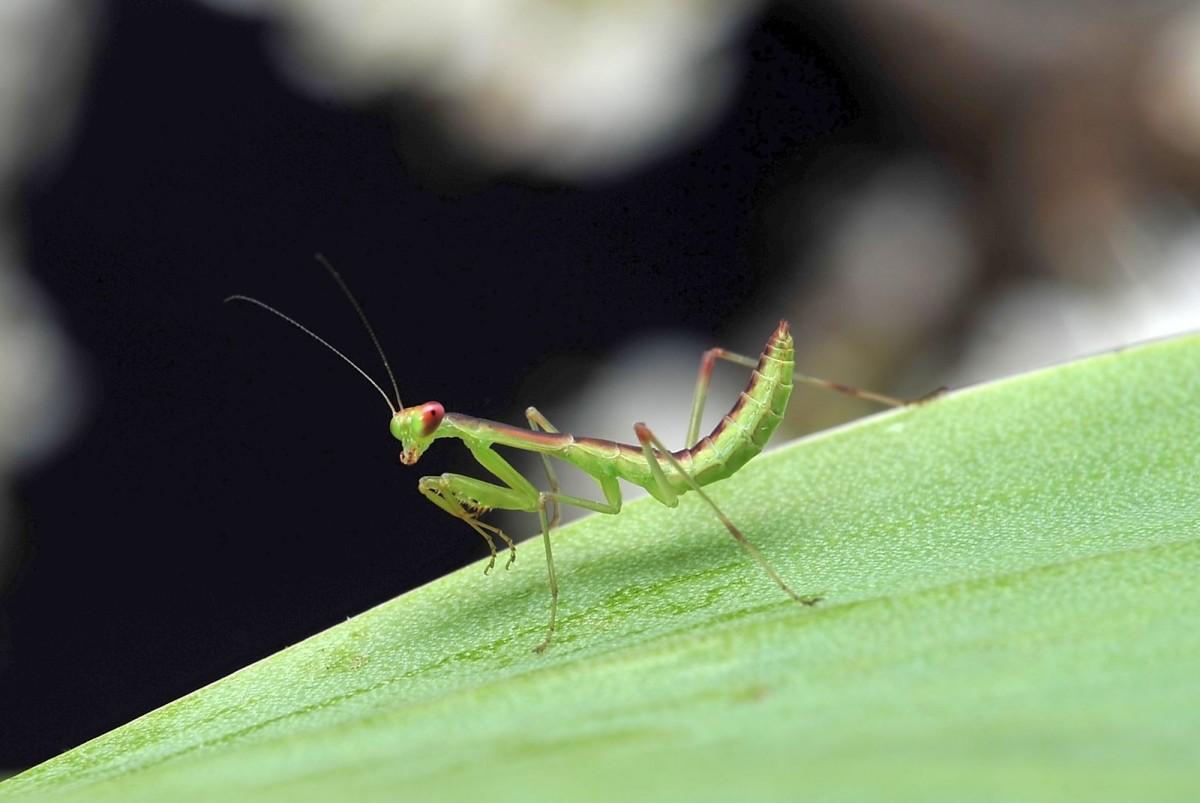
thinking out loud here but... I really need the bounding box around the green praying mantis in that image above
[227,257,930,652]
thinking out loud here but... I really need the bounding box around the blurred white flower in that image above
[951,231,1200,386]
[0,0,91,578]
[232,0,763,177]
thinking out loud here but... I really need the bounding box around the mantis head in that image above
[390,402,445,465]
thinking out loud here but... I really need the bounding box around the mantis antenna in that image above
[312,253,403,412]
[224,263,401,416]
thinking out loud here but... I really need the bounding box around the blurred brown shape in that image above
[773,0,1200,434]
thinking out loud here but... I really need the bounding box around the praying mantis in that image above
[227,257,926,652]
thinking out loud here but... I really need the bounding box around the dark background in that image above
[2,2,893,767]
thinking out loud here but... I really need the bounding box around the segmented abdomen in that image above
[683,320,794,487]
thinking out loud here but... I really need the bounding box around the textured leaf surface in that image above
[4,334,1198,801]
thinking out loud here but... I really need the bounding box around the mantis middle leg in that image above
[418,432,623,652]
[525,407,626,651]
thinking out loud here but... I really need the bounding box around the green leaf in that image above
[4,334,1199,802]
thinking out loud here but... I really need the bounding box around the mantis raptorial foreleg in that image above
[417,473,522,573]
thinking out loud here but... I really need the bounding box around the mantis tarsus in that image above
[227,257,927,652]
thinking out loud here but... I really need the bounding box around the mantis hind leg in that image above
[686,347,760,447]
[686,344,942,447]
[634,422,820,607]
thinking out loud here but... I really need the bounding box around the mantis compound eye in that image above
[419,402,444,437]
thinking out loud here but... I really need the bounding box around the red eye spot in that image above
[419,402,444,437]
